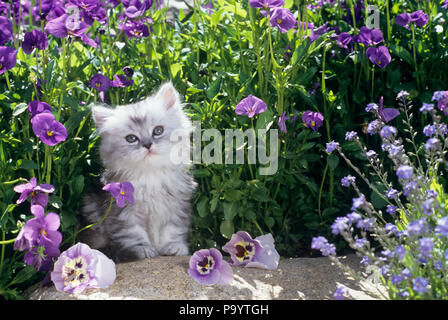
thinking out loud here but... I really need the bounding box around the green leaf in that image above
[224,189,243,201]
[265,216,275,228]
[223,201,238,220]
[196,196,209,218]
[220,220,234,239]
[206,77,222,99]
[210,197,219,213]
[370,185,387,209]
[389,44,414,66]
[8,266,36,286]
[291,37,310,65]
[193,168,211,178]
[72,175,84,195]
[255,108,274,131]
[327,154,339,170]
[16,159,38,170]
[12,103,28,117]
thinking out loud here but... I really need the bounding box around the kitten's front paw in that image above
[160,242,189,256]
[115,244,158,262]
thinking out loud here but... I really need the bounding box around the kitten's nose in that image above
[143,142,152,150]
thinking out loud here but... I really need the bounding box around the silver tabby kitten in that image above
[79,82,197,263]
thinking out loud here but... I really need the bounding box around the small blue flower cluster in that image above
[312,91,448,299]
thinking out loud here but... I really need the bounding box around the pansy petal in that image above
[30,205,45,218]
[34,183,55,193]
[31,192,49,207]
[45,212,61,231]
[216,260,233,285]
[92,249,116,288]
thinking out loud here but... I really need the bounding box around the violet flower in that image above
[13,177,55,207]
[0,46,17,75]
[278,112,288,133]
[118,18,151,39]
[51,242,116,294]
[25,244,61,271]
[31,112,68,146]
[26,205,62,249]
[302,110,324,131]
[28,100,52,119]
[188,248,233,285]
[0,16,13,45]
[336,32,352,50]
[111,74,133,88]
[222,231,280,270]
[122,0,153,18]
[235,95,267,118]
[90,73,111,92]
[249,0,284,9]
[269,8,297,34]
[44,13,97,48]
[366,46,391,68]
[410,10,429,27]
[356,26,383,46]
[22,30,48,54]
[395,13,410,27]
[103,182,135,208]
[309,22,330,42]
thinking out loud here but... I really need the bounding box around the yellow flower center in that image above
[377,60,382,65]
[311,121,316,126]
[47,130,53,136]
[120,191,125,195]
[0,63,3,69]
[95,82,101,88]
[42,229,47,236]
[234,241,256,262]
[277,19,283,24]
[135,31,140,36]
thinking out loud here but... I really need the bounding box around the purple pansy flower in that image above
[249,0,284,8]
[103,182,135,208]
[31,112,68,146]
[24,245,61,271]
[235,95,267,118]
[28,100,52,119]
[22,30,48,54]
[222,231,280,270]
[0,46,17,75]
[302,110,324,131]
[188,248,233,285]
[51,242,116,294]
[118,18,151,39]
[26,205,62,249]
[309,22,330,42]
[356,26,383,46]
[111,74,134,88]
[395,13,410,27]
[13,177,55,207]
[366,46,391,68]
[376,96,400,123]
[269,8,297,34]
[45,12,97,48]
[336,32,352,50]
[410,10,429,27]
[90,73,111,92]
[0,16,13,45]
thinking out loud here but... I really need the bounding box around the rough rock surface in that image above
[28,254,385,300]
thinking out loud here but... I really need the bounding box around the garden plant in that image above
[0,0,448,299]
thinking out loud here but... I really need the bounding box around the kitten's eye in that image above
[125,134,139,143]
[153,126,164,136]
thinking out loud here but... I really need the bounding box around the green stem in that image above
[411,24,421,91]
[4,71,11,91]
[317,163,329,220]
[44,145,52,184]
[371,65,375,101]
[386,0,391,42]
[74,197,114,241]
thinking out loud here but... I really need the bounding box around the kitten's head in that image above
[92,82,192,174]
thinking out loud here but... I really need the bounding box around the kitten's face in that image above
[92,82,192,172]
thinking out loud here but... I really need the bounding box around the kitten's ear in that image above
[156,82,180,110]
[92,105,114,127]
